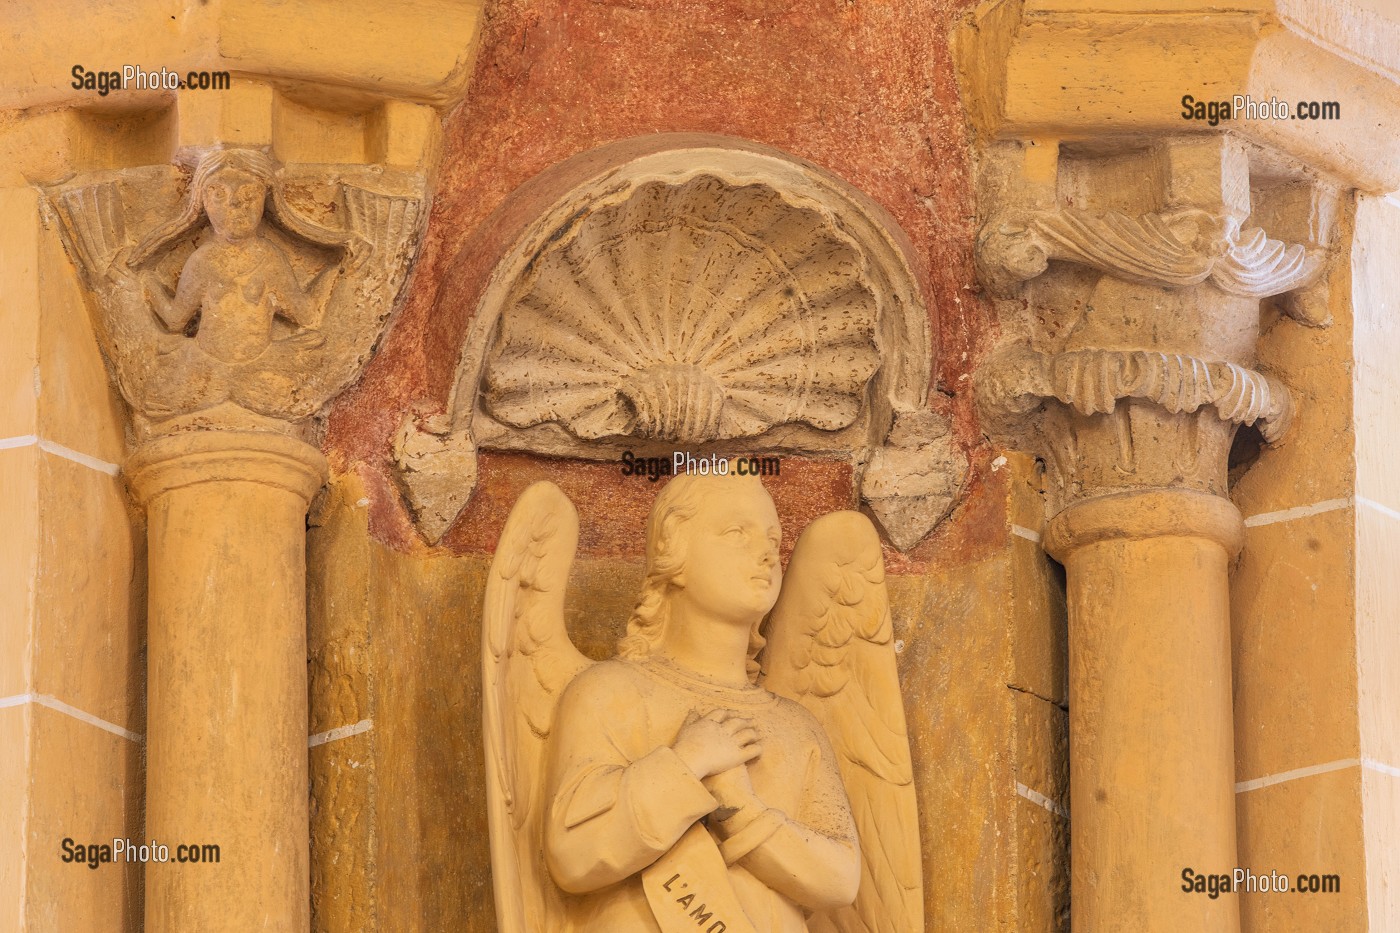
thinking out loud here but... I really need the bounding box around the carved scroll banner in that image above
[642,825,758,933]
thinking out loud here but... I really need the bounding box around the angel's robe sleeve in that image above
[543,664,719,894]
[711,704,861,911]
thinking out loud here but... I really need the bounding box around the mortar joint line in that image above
[1233,757,1396,793]
[0,434,121,476]
[1011,524,1042,544]
[309,718,374,748]
[1363,757,1400,779]
[1242,496,1353,528]
[1357,496,1400,523]
[1016,781,1068,819]
[0,692,142,742]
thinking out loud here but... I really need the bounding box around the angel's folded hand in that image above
[673,709,763,779]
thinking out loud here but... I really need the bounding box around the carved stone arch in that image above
[396,133,962,547]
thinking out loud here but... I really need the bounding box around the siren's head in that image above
[192,149,274,241]
[619,469,780,675]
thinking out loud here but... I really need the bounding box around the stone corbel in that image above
[859,408,964,551]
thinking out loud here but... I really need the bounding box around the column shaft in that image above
[1048,490,1243,933]
[131,432,325,933]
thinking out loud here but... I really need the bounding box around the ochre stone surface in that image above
[0,169,143,931]
[307,474,376,933]
[309,731,375,933]
[0,707,25,925]
[33,454,142,731]
[1235,768,1371,930]
[1231,254,1356,519]
[22,708,144,932]
[1014,688,1070,925]
[0,448,37,704]
[1232,509,1360,781]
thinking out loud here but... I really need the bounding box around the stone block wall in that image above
[0,182,144,931]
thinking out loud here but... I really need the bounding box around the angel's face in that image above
[203,168,266,241]
[673,480,782,625]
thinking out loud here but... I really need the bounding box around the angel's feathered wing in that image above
[483,482,593,932]
[762,512,924,933]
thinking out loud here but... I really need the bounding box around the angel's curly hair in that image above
[618,470,768,682]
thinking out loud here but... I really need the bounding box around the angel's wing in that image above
[762,511,924,933]
[483,482,594,932]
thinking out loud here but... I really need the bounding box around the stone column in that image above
[976,137,1332,932]
[49,137,431,929]
[1046,493,1242,931]
[127,432,325,931]
[5,5,480,929]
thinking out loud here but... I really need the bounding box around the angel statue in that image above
[50,146,419,429]
[484,470,924,932]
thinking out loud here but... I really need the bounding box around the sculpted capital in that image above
[49,146,422,441]
[972,138,1336,511]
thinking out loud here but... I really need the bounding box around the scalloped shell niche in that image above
[481,174,882,446]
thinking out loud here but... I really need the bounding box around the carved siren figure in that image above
[50,146,420,433]
[483,472,923,932]
[117,149,339,416]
